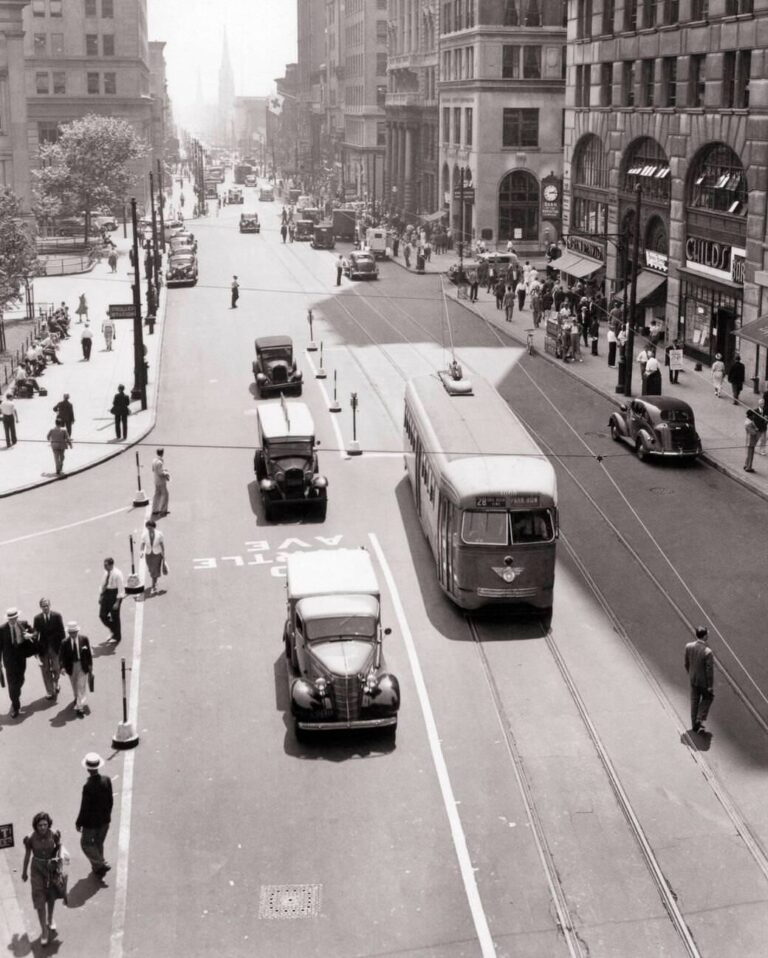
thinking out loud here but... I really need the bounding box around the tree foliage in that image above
[0,189,37,312]
[33,114,147,242]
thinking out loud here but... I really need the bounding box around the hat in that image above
[6,608,18,619]
[715,353,722,360]
[695,626,708,639]
[66,621,80,632]
[82,752,104,771]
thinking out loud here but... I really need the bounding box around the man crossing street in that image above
[76,753,113,877]
[231,275,240,308]
[33,598,65,700]
[685,626,714,733]
[60,622,93,716]
[98,558,125,644]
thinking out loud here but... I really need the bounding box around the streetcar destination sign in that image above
[475,494,540,507]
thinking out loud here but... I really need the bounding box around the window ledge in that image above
[658,23,680,31]
[687,19,709,26]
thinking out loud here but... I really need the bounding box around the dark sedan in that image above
[166,252,198,287]
[609,396,702,461]
[344,251,379,280]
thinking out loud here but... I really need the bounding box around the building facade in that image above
[0,0,32,207]
[439,0,567,252]
[233,96,267,165]
[564,0,768,378]
[297,0,325,189]
[148,40,172,175]
[385,0,440,221]
[217,29,235,148]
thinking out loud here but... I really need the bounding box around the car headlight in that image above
[275,470,285,482]
[311,475,327,488]
[260,478,276,491]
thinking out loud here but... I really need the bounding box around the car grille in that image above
[272,366,288,383]
[283,468,305,495]
[332,675,361,722]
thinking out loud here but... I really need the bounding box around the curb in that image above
[0,287,169,499]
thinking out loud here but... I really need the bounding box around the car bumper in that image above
[166,276,196,286]
[649,447,702,458]
[296,716,397,731]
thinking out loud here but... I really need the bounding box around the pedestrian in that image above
[589,315,600,356]
[468,268,479,303]
[231,275,240,308]
[744,399,767,472]
[21,812,67,946]
[33,598,65,701]
[98,557,125,644]
[685,626,714,733]
[75,753,113,879]
[47,419,72,476]
[280,223,288,243]
[336,254,344,286]
[392,233,400,258]
[102,315,116,351]
[502,285,515,322]
[578,299,590,347]
[75,293,88,323]
[1,391,19,447]
[151,447,170,517]
[516,279,526,312]
[644,351,662,395]
[288,222,295,242]
[80,323,93,361]
[607,325,617,367]
[59,622,93,717]
[140,519,166,594]
[666,338,682,383]
[403,243,411,269]
[727,353,746,405]
[107,250,118,273]
[531,286,543,328]
[495,277,506,310]
[637,344,650,392]
[648,318,662,347]
[111,384,130,440]
[711,353,725,397]
[180,191,185,208]
[0,608,36,717]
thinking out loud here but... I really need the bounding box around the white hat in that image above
[82,752,105,771]
[6,608,18,619]
[66,621,80,632]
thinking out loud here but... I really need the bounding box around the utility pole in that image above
[130,199,147,409]
[623,185,642,397]
[156,159,166,253]
[149,171,160,298]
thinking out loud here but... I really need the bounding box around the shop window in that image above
[622,61,635,106]
[688,143,747,215]
[600,62,613,105]
[722,50,750,108]
[662,57,677,106]
[640,59,654,106]
[502,108,538,147]
[87,72,100,95]
[35,72,49,95]
[103,35,115,57]
[499,170,539,241]
[572,196,608,234]
[602,0,615,33]
[52,71,66,94]
[645,216,668,255]
[86,34,98,56]
[104,72,116,95]
[622,137,670,200]
[573,134,609,189]
[34,34,46,56]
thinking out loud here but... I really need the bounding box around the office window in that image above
[104,72,116,95]
[602,0,615,32]
[622,61,635,106]
[662,57,677,106]
[376,19,387,41]
[663,0,679,22]
[502,108,538,147]
[577,0,593,37]
[86,34,98,56]
[103,34,115,56]
[624,0,637,29]
[32,0,45,15]
[34,33,46,55]
[642,0,657,27]
[51,33,63,55]
[691,0,708,18]
[524,0,542,25]
[442,106,450,141]
[502,45,541,78]
[453,106,461,143]
[52,71,66,94]
[35,72,49,94]
[87,72,100,94]
[688,54,705,107]
[465,107,473,146]
[38,121,60,144]
[102,0,114,17]
[641,59,654,106]
[377,0,387,8]
[376,52,387,75]
[723,50,750,108]
[377,121,386,146]
[85,0,97,14]
[600,62,613,105]
[50,0,61,15]
[442,1,453,32]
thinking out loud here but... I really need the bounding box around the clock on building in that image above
[543,184,559,202]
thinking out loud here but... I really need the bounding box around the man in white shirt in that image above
[151,448,170,517]
[98,558,126,644]
[1,393,19,446]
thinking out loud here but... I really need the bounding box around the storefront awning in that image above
[733,315,768,349]
[421,210,446,223]
[556,250,603,278]
[616,269,667,304]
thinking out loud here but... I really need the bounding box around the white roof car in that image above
[257,400,315,441]
[287,549,380,601]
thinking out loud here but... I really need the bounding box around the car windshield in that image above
[306,616,376,641]
[267,439,313,459]
[260,347,291,363]
[660,408,693,424]
[461,509,554,545]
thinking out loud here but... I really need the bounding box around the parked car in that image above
[239,213,260,233]
[227,186,244,204]
[253,399,327,521]
[252,335,303,396]
[259,187,274,202]
[169,232,197,254]
[166,251,198,287]
[344,251,379,280]
[608,397,702,461]
[311,223,335,250]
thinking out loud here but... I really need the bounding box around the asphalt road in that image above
[2,186,768,957]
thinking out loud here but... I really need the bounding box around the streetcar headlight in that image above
[502,568,515,583]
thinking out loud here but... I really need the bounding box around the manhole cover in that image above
[259,884,322,920]
[649,487,674,495]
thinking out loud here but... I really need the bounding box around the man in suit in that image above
[59,622,93,717]
[33,598,65,700]
[0,608,36,717]
[685,626,714,733]
[76,753,113,877]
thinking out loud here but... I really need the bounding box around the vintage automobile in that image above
[244,173,257,187]
[166,251,198,286]
[169,232,197,254]
[253,399,327,521]
[447,258,481,285]
[609,396,702,462]
[299,207,323,225]
[239,213,260,233]
[258,186,274,202]
[311,223,335,250]
[204,185,219,200]
[227,186,244,204]
[294,218,315,241]
[252,335,303,396]
[283,549,400,739]
[344,250,379,280]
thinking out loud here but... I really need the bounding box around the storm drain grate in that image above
[258,884,322,920]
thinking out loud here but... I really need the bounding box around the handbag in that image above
[161,559,169,576]
[48,841,69,903]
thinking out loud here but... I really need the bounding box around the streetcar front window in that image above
[511,510,554,543]
[461,511,508,545]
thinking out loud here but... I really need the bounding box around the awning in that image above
[556,250,603,278]
[616,269,667,304]
[422,210,446,223]
[733,315,768,349]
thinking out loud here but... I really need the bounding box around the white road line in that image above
[0,506,130,547]
[109,514,149,958]
[368,533,496,958]
[304,350,347,459]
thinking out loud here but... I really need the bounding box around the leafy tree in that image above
[0,189,37,315]
[33,114,147,243]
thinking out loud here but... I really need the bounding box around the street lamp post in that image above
[129,198,147,409]
[149,171,160,297]
[156,159,166,253]
[623,185,643,398]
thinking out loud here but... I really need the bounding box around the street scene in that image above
[1,2,768,958]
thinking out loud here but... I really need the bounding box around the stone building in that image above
[439,0,567,253]
[385,0,440,221]
[297,0,325,188]
[565,0,768,379]
[0,0,32,207]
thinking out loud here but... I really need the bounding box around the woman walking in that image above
[102,315,116,351]
[75,293,88,324]
[139,519,166,594]
[21,812,67,946]
[711,353,725,397]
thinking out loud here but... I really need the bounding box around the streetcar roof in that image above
[442,456,556,507]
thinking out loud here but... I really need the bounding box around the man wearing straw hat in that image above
[0,608,36,717]
[76,753,113,878]
[59,622,92,717]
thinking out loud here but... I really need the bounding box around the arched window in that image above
[573,134,609,189]
[645,215,668,255]
[687,143,747,216]
[499,170,539,241]
[621,137,670,202]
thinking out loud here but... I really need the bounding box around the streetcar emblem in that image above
[492,564,524,584]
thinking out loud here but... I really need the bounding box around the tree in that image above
[0,189,37,319]
[33,114,147,244]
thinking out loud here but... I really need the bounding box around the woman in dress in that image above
[711,353,725,398]
[75,293,88,324]
[21,812,65,946]
[140,518,166,594]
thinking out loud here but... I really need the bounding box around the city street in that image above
[2,186,768,957]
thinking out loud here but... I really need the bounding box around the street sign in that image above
[109,304,137,320]
[0,823,14,849]
[453,187,475,203]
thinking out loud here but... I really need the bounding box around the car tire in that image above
[610,421,621,442]
[635,438,649,462]
[264,498,278,522]
[294,720,308,744]
[254,451,266,480]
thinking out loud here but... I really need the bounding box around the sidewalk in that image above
[391,256,768,501]
[0,233,166,497]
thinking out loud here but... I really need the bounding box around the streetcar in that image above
[404,373,558,610]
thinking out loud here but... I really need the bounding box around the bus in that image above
[234,163,253,185]
[403,373,558,611]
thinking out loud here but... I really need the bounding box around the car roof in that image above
[635,396,693,413]
[169,250,195,259]
[297,593,379,622]
[352,251,374,259]
[257,400,314,439]
[255,335,292,350]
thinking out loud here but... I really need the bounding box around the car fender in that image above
[290,678,321,711]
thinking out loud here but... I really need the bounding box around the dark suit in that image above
[0,620,35,713]
[59,634,93,675]
[33,610,65,697]
[685,638,714,730]
[76,772,114,874]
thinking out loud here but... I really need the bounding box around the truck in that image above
[283,549,400,739]
[332,208,357,242]
[234,163,253,185]
[365,227,389,260]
